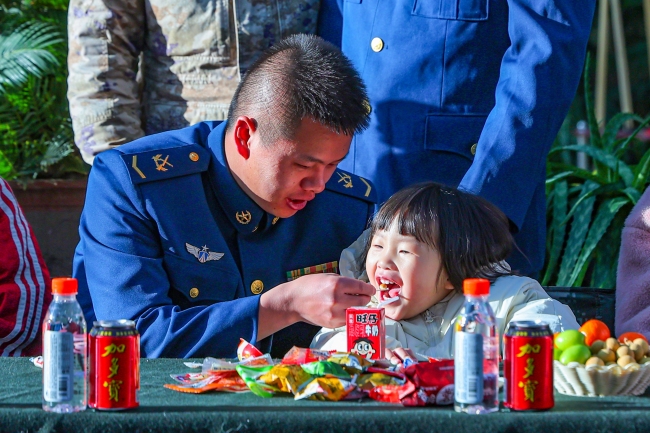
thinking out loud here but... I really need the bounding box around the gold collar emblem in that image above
[153,154,173,171]
[236,211,252,225]
[337,172,353,188]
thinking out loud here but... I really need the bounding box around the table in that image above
[1,357,648,433]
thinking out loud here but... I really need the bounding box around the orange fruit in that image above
[579,319,611,347]
[617,332,648,345]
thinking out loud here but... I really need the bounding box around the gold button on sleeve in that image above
[470,143,478,156]
[371,37,384,52]
[189,152,199,162]
[189,287,199,298]
[250,280,264,294]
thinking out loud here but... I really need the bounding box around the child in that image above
[311,182,578,362]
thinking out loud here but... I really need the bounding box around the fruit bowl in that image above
[553,360,650,396]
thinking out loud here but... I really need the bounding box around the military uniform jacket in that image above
[72,121,376,358]
[317,0,595,275]
[67,0,320,164]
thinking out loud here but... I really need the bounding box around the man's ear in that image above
[233,116,257,160]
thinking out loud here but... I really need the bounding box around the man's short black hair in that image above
[227,34,370,144]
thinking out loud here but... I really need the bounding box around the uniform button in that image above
[362,100,372,115]
[250,280,264,295]
[470,143,477,156]
[189,287,199,298]
[189,152,199,162]
[371,37,384,52]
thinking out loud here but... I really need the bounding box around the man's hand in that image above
[257,273,375,340]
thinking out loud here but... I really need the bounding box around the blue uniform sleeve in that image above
[459,1,596,230]
[78,151,262,358]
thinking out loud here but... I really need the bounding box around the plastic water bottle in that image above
[42,277,87,412]
[454,278,499,414]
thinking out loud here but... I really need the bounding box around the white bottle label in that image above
[43,331,74,403]
[455,331,484,404]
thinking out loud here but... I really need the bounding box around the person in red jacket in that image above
[0,177,52,356]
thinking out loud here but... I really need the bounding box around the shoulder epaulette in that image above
[326,169,377,203]
[120,144,210,185]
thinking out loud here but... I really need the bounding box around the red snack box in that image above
[346,307,385,360]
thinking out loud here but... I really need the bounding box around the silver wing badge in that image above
[185,243,224,263]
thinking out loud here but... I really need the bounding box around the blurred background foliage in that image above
[0,0,87,181]
[544,0,650,288]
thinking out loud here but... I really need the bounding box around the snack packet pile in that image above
[164,340,455,406]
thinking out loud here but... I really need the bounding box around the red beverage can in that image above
[503,320,554,410]
[346,307,385,360]
[89,320,140,410]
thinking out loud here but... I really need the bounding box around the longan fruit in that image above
[629,343,645,362]
[590,340,606,354]
[596,348,616,363]
[617,355,636,367]
[633,338,649,355]
[605,337,620,351]
[617,345,632,358]
[639,357,650,365]
[586,357,604,367]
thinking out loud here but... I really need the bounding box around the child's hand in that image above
[385,347,417,369]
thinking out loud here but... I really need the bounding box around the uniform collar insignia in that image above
[186,243,224,263]
[206,122,266,234]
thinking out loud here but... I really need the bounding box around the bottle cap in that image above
[52,277,78,295]
[463,278,490,296]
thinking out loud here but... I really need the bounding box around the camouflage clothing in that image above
[68,0,320,164]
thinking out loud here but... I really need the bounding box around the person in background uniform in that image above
[67,0,321,165]
[73,34,377,359]
[616,185,650,340]
[317,0,596,276]
[0,178,52,357]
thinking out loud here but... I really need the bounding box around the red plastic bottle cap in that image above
[52,277,78,295]
[463,278,490,296]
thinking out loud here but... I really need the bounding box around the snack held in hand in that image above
[346,307,385,360]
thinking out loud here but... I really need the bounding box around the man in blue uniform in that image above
[72,34,377,358]
[318,0,596,276]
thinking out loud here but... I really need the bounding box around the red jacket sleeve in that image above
[0,179,52,356]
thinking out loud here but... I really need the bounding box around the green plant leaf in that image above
[591,213,625,289]
[553,144,634,187]
[601,113,644,152]
[546,162,608,185]
[612,115,650,159]
[0,149,16,179]
[569,197,629,286]
[542,180,568,285]
[0,21,62,94]
[561,181,625,225]
[633,144,650,190]
[556,181,599,286]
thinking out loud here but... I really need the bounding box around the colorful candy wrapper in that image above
[355,371,404,391]
[237,338,263,361]
[369,359,455,406]
[164,370,248,393]
[300,361,351,379]
[326,352,372,374]
[294,376,357,401]
[202,354,273,372]
[30,356,43,368]
[281,346,332,365]
[236,364,314,397]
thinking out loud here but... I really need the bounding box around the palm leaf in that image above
[0,21,62,94]
[556,181,598,286]
[0,149,15,179]
[568,197,630,287]
[542,180,568,285]
[561,181,625,225]
[546,162,608,185]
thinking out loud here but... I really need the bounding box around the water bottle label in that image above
[455,331,484,404]
[43,331,74,403]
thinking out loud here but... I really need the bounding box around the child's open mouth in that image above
[376,278,401,304]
